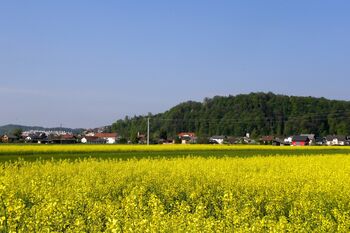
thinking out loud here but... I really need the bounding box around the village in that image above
[1,129,350,146]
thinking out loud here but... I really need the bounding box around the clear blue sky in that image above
[1,1,350,128]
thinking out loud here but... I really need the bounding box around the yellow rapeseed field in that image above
[1,154,350,232]
[1,144,350,155]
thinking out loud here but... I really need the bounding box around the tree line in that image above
[111,92,350,141]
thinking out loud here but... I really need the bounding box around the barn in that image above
[291,135,310,146]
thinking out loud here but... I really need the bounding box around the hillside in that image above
[0,124,84,135]
[111,92,350,139]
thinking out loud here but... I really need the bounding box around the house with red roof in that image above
[178,132,196,144]
[95,133,118,144]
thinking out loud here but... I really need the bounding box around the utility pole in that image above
[60,123,63,144]
[147,117,150,145]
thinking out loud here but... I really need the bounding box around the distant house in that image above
[178,132,196,144]
[291,135,310,146]
[315,137,326,145]
[227,136,239,144]
[300,134,316,145]
[1,134,18,143]
[260,136,274,145]
[244,136,255,144]
[137,132,147,144]
[81,136,96,144]
[25,133,48,144]
[209,136,226,144]
[50,134,77,144]
[326,135,347,146]
[25,135,34,143]
[84,131,96,137]
[259,136,285,146]
[272,138,286,146]
[158,138,175,144]
[284,136,293,145]
[232,136,254,144]
[95,133,118,144]
[81,136,107,144]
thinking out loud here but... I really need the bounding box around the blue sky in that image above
[1,1,350,128]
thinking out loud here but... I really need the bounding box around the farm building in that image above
[291,135,310,146]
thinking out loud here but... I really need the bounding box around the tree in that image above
[159,130,167,140]
[12,128,23,139]
[110,93,350,139]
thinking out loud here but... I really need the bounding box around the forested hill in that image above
[111,92,350,139]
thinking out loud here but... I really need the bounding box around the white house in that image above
[81,136,107,144]
[95,133,118,144]
[209,136,226,144]
[326,135,346,146]
[284,136,293,144]
[178,132,196,144]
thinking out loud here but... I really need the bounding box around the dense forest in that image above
[111,92,350,140]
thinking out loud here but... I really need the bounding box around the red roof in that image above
[62,134,75,139]
[84,136,98,140]
[178,132,196,137]
[261,136,274,141]
[95,133,118,138]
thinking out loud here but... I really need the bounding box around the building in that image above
[227,136,239,144]
[325,135,347,146]
[95,133,118,144]
[25,132,48,144]
[158,138,175,144]
[272,138,286,146]
[1,134,18,143]
[315,137,326,145]
[136,132,147,144]
[260,136,275,145]
[291,135,310,146]
[300,134,316,145]
[81,133,118,144]
[81,136,97,144]
[50,134,77,144]
[284,136,293,144]
[81,136,107,144]
[178,132,196,144]
[209,136,226,144]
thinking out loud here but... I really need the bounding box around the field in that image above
[1,145,350,232]
[1,144,350,161]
